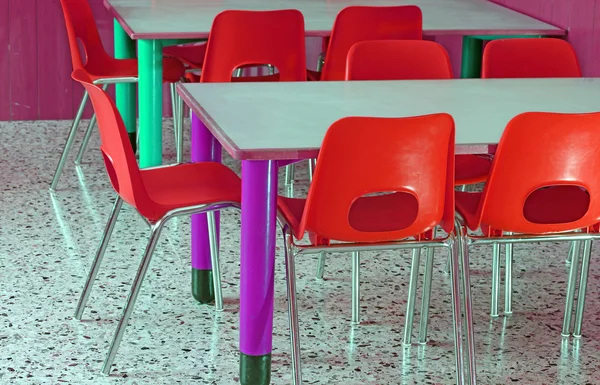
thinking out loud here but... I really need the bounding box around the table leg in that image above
[239,160,277,385]
[190,114,222,303]
[137,39,163,168]
[113,20,137,151]
[460,36,484,79]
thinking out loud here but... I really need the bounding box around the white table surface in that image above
[105,0,563,39]
[178,78,600,160]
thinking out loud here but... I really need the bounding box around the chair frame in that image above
[73,161,236,375]
[280,216,477,385]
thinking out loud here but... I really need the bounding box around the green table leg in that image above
[113,20,137,152]
[137,39,164,168]
[460,36,484,79]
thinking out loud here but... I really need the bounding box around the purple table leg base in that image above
[240,353,271,385]
[191,268,214,304]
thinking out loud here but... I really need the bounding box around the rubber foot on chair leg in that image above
[192,268,214,304]
[240,352,271,385]
[128,132,137,154]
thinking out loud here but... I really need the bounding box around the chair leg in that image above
[403,248,421,346]
[351,251,360,325]
[207,211,223,311]
[457,224,477,384]
[561,240,582,337]
[74,197,124,320]
[176,84,184,163]
[285,164,295,185]
[490,243,501,318]
[50,90,90,191]
[101,219,166,375]
[315,251,326,280]
[308,159,316,183]
[74,84,109,165]
[566,241,576,264]
[573,240,593,338]
[283,229,302,385]
[418,247,435,344]
[443,255,450,275]
[448,238,464,385]
[504,237,514,315]
[316,53,325,72]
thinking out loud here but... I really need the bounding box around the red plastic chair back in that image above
[321,6,423,81]
[482,38,582,78]
[346,40,452,80]
[477,112,600,233]
[71,69,149,211]
[299,114,455,243]
[201,10,307,82]
[59,0,112,72]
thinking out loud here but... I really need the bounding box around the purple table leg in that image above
[239,160,277,385]
[191,113,222,303]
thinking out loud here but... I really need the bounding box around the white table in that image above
[180,78,600,159]
[178,77,600,384]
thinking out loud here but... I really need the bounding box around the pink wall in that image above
[1,0,599,121]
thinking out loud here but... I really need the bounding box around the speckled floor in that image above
[2,118,600,384]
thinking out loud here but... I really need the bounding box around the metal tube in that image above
[75,84,109,165]
[491,243,500,317]
[418,247,435,344]
[573,240,592,338]
[351,251,360,325]
[403,248,421,346]
[315,251,326,280]
[448,238,464,385]
[561,240,581,337]
[283,229,302,384]
[50,91,89,190]
[504,233,513,315]
[74,197,123,320]
[102,219,166,375]
[207,211,223,311]
[459,224,477,384]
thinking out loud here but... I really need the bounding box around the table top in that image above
[105,0,563,40]
[178,78,600,160]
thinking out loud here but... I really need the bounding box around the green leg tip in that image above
[128,132,137,154]
[240,353,271,385]
[192,268,215,304]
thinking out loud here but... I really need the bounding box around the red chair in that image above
[346,40,492,187]
[52,0,186,191]
[481,38,583,316]
[278,114,474,384]
[200,9,306,82]
[309,5,422,81]
[70,70,241,375]
[482,38,582,78]
[454,112,600,338]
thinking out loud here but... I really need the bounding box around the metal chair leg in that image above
[458,224,477,384]
[176,84,184,163]
[562,240,582,337]
[504,235,514,315]
[443,254,450,275]
[418,247,435,344]
[50,90,90,190]
[315,251,326,280]
[285,164,295,185]
[566,241,576,264]
[448,238,464,385]
[207,211,223,311]
[351,251,360,325]
[101,219,166,375]
[490,243,501,317]
[74,197,124,320]
[573,240,593,338]
[74,84,109,165]
[308,159,316,183]
[283,229,302,385]
[403,248,422,346]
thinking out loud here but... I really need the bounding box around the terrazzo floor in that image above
[2,118,600,384]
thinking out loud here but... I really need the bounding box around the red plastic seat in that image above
[201,9,307,83]
[482,38,582,78]
[309,5,423,81]
[278,114,474,384]
[70,69,241,374]
[51,0,185,191]
[455,111,600,334]
[346,40,492,186]
[60,0,184,83]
